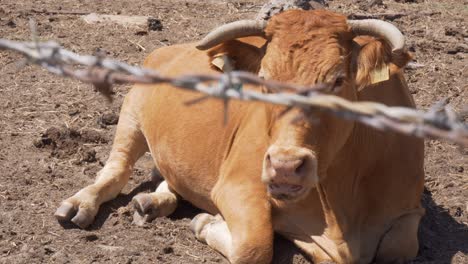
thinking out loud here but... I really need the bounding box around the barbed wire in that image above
[0,38,467,147]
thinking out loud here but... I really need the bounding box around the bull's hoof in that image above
[131,193,160,226]
[71,208,95,229]
[132,193,158,215]
[55,202,77,222]
[55,200,96,229]
[190,213,222,242]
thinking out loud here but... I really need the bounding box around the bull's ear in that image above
[352,36,412,91]
[207,37,266,74]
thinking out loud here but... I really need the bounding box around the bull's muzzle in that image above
[262,145,318,201]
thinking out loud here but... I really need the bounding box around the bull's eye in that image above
[328,76,345,93]
[334,77,344,87]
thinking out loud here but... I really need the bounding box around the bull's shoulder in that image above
[143,43,197,70]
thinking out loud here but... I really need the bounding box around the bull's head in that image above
[197,10,411,202]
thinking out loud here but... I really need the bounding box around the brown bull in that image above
[55,10,424,263]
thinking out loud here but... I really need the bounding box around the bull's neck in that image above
[313,125,366,261]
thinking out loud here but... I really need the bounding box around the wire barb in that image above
[0,38,467,147]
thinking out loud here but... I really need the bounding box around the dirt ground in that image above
[0,0,466,263]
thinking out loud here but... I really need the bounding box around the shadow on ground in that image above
[411,188,468,263]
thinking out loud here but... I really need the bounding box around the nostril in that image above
[295,159,306,175]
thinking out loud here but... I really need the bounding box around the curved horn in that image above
[196,20,267,50]
[348,19,405,53]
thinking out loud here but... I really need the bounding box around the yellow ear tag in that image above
[211,56,226,72]
[370,64,390,84]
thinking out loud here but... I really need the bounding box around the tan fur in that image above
[56,10,424,264]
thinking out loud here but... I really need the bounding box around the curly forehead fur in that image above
[265,9,351,38]
[261,10,355,85]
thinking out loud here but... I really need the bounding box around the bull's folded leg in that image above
[191,213,232,257]
[132,180,178,226]
[374,209,424,263]
[190,183,274,264]
[55,93,148,229]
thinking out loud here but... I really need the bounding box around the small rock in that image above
[45,166,53,174]
[68,109,80,116]
[445,27,460,37]
[24,178,32,185]
[148,18,163,31]
[33,139,44,148]
[454,207,463,217]
[98,112,119,127]
[447,49,457,55]
[44,246,55,255]
[135,30,148,36]
[44,127,62,141]
[84,234,99,242]
[81,149,97,163]
[162,246,174,254]
[33,135,53,148]
[6,20,16,28]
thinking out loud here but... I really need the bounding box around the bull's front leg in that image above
[191,178,274,264]
[55,96,148,228]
